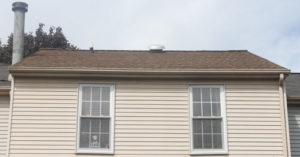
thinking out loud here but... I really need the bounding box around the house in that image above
[5,48,291,157]
[1,1,299,157]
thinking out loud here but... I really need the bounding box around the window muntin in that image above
[190,85,227,154]
[77,85,114,154]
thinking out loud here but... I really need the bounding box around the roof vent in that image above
[89,44,94,53]
[148,44,165,52]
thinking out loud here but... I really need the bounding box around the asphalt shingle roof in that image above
[12,49,288,71]
[0,63,10,87]
[286,73,300,98]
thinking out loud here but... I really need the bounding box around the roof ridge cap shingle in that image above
[39,49,249,53]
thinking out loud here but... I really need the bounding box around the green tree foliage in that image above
[0,23,77,64]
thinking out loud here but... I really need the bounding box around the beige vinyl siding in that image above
[0,96,10,157]
[288,105,300,157]
[9,78,286,157]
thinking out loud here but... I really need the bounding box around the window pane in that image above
[212,103,221,116]
[100,133,110,148]
[91,102,100,116]
[80,118,90,148]
[202,88,211,102]
[203,103,211,116]
[193,103,202,116]
[193,88,201,102]
[101,119,110,133]
[193,119,202,134]
[203,134,213,149]
[92,87,100,101]
[212,120,222,134]
[82,87,91,101]
[80,133,89,148]
[203,120,212,133]
[211,88,220,102]
[193,134,202,149]
[82,102,90,116]
[101,102,110,116]
[213,134,223,149]
[80,118,90,133]
[91,119,100,133]
[90,134,100,148]
[101,87,110,101]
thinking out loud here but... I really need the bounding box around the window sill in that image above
[190,149,228,155]
[76,149,114,155]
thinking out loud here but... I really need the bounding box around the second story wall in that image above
[8,77,287,157]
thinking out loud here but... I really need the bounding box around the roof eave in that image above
[0,86,10,96]
[287,97,300,104]
[9,67,290,79]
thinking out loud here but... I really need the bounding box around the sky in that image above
[1,0,300,72]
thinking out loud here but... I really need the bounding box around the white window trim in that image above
[76,84,115,154]
[189,84,228,155]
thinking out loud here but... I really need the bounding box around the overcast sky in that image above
[1,0,300,72]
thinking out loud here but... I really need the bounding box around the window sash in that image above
[79,117,110,149]
[192,87,221,117]
[192,119,223,149]
[189,85,228,155]
[77,84,114,154]
[81,86,110,117]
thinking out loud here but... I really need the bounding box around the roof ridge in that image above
[39,48,66,50]
[39,48,249,52]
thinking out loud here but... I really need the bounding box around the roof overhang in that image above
[0,86,10,95]
[288,97,300,105]
[9,67,290,79]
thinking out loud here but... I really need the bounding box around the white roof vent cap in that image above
[148,44,165,52]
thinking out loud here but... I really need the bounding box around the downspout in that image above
[6,77,14,157]
[279,73,291,157]
[284,80,291,157]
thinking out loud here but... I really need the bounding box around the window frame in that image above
[76,84,115,154]
[189,84,228,155]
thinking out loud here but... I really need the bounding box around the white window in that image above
[189,85,228,154]
[77,84,115,154]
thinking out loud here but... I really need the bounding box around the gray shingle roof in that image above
[286,73,300,98]
[0,63,10,87]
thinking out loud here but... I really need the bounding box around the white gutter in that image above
[9,67,290,79]
[9,67,291,74]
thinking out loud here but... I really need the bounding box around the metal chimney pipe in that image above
[11,2,28,65]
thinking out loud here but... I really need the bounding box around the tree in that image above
[0,23,77,64]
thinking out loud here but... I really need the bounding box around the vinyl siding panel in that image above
[288,105,300,157]
[9,78,286,157]
[0,96,10,157]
